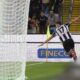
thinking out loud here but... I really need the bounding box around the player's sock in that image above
[71,52,77,61]
[73,55,77,61]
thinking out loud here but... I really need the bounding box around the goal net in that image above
[0,0,30,80]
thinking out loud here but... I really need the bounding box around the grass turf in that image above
[26,62,70,80]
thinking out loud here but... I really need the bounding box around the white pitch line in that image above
[27,62,44,67]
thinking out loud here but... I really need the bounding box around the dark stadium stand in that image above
[71,0,80,33]
[63,0,80,33]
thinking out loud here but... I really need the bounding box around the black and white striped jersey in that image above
[53,23,72,42]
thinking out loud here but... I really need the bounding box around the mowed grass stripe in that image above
[26,62,70,80]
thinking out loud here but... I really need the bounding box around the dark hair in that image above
[56,21,62,25]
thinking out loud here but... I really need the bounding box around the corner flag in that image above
[46,25,51,62]
[46,25,51,38]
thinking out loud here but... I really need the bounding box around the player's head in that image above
[56,21,62,27]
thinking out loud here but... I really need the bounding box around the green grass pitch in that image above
[26,62,70,80]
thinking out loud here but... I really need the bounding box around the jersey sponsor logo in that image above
[38,48,70,58]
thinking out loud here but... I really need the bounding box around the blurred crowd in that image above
[28,0,63,34]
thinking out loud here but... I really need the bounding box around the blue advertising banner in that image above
[38,48,70,58]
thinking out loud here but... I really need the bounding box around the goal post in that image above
[0,0,30,80]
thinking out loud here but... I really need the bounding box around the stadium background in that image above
[27,0,80,80]
[28,0,80,34]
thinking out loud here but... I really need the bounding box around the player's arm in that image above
[39,35,55,47]
[69,15,80,24]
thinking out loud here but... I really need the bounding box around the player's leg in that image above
[69,49,77,61]
[62,39,77,61]
[68,39,77,61]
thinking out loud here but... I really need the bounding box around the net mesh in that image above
[0,62,23,80]
[0,0,29,34]
[0,0,30,80]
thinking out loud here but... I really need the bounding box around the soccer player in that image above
[39,16,80,61]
